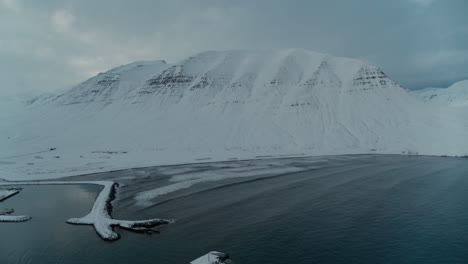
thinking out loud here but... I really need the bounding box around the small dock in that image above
[0,188,21,202]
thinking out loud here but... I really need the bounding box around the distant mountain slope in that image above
[29,60,168,105]
[411,80,468,107]
[1,49,467,180]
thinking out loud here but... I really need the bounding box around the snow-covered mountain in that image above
[1,49,467,180]
[411,80,468,107]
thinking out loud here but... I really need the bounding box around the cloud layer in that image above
[1,0,467,98]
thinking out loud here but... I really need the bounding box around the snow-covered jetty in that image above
[0,188,21,201]
[0,188,30,222]
[0,180,172,241]
[0,215,31,222]
[191,251,230,264]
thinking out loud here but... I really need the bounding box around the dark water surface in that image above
[1,155,468,263]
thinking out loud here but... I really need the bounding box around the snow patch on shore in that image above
[135,163,314,206]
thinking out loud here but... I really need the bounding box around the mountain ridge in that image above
[30,49,402,107]
[1,49,467,180]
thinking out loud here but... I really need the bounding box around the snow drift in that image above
[1,49,467,180]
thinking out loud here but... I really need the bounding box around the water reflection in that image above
[67,185,99,202]
[0,185,102,264]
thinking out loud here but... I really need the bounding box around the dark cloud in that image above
[1,0,467,98]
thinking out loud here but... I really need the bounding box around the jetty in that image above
[0,180,172,240]
[0,188,21,202]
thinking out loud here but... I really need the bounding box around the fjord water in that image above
[1,155,468,263]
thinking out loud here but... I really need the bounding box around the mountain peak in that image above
[31,49,397,107]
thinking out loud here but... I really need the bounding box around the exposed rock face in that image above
[140,65,194,95]
[351,65,394,92]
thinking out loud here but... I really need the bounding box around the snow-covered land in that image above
[0,181,172,240]
[1,49,467,181]
[411,80,468,107]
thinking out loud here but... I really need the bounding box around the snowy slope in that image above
[28,60,169,105]
[1,49,467,180]
[411,80,468,107]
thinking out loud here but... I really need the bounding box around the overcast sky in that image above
[1,0,467,99]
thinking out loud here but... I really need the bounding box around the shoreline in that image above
[2,152,466,182]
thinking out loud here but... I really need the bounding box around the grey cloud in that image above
[1,0,467,98]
